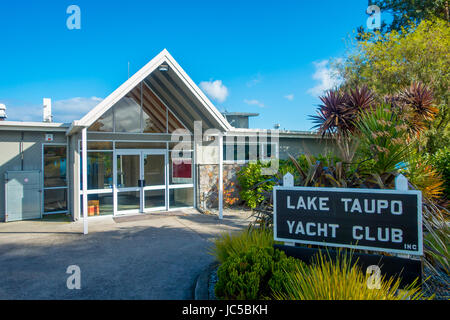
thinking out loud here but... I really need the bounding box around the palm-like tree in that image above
[310,86,376,138]
[398,82,438,136]
[310,90,354,137]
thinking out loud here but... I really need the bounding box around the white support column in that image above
[81,127,88,235]
[283,173,295,246]
[193,138,197,209]
[395,174,412,259]
[218,133,223,220]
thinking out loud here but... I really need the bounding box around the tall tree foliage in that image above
[367,0,449,33]
[336,19,450,153]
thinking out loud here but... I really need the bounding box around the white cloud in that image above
[284,94,294,101]
[307,60,342,97]
[4,96,103,123]
[199,80,229,103]
[244,99,265,108]
[53,97,103,122]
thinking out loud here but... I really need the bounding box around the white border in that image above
[273,186,423,256]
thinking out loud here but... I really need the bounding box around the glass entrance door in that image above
[142,152,166,212]
[115,149,166,215]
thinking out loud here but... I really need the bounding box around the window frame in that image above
[222,137,279,164]
[77,139,196,219]
[42,143,69,215]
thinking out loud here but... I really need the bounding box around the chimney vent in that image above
[0,104,6,121]
[43,98,52,122]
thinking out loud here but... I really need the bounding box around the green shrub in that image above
[353,105,412,175]
[236,155,341,209]
[237,162,275,209]
[273,250,428,300]
[214,246,299,300]
[428,147,450,198]
[211,227,274,264]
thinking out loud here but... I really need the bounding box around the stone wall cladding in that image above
[197,163,245,211]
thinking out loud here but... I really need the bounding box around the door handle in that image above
[138,180,146,188]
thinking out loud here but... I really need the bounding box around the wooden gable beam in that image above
[128,88,166,133]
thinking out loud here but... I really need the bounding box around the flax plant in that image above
[273,250,430,300]
[210,226,274,264]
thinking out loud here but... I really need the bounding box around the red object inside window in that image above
[173,160,192,179]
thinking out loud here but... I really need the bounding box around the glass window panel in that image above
[145,190,165,209]
[169,141,193,151]
[115,142,166,149]
[87,141,113,150]
[80,193,113,216]
[246,143,259,162]
[223,137,235,161]
[170,152,193,184]
[141,82,167,133]
[44,146,67,188]
[116,154,140,188]
[168,110,185,133]
[169,188,193,208]
[143,154,165,186]
[117,191,140,211]
[88,108,113,132]
[261,143,277,159]
[80,152,113,190]
[44,189,67,213]
[235,143,245,161]
[114,95,142,133]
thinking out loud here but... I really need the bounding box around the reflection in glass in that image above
[169,188,193,208]
[81,152,113,190]
[117,191,140,211]
[145,190,165,209]
[116,154,140,188]
[114,96,141,133]
[44,146,67,187]
[143,154,165,186]
[115,142,166,149]
[44,189,68,213]
[88,108,113,132]
[86,141,113,151]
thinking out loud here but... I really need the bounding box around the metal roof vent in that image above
[0,103,6,121]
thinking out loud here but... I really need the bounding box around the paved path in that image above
[0,210,253,300]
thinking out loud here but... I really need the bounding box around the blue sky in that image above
[0,1,374,130]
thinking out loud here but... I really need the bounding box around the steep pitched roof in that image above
[68,49,231,135]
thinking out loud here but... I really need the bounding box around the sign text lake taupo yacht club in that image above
[274,187,423,255]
